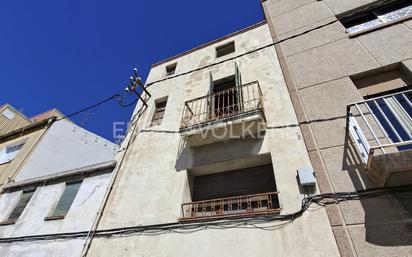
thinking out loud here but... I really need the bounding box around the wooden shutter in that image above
[151,100,168,126]
[193,165,276,201]
[235,62,243,111]
[51,181,82,217]
[208,72,214,118]
[8,190,35,221]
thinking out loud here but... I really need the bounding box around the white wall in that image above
[0,172,112,257]
[0,172,111,237]
[15,120,118,182]
[0,238,85,257]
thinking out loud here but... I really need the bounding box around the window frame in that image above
[215,41,236,58]
[340,0,412,37]
[150,97,168,127]
[350,65,412,152]
[0,140,26,165]
[165,63,177,77]
[0,189,36,226]
[45,180,83,221]
[2,109,15,120]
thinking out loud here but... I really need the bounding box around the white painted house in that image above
[0,106,119,256]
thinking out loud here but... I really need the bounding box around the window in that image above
[353,67,412,98]
[192,165,277,201]
[181,164,280,220]
[209,63,243,119]
[341,0,412,34]
[2,109,15,120]
[165,63,177,77]
[47,181,82,219]
[366,89,412,150]
[216,41,235,58]
[351,66,412,151]
[3,189,35,224]
[212,75,238,118]
[0,142,25,165]
[150,98,168,126]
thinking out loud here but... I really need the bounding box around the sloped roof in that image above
[0,104,33,136]
[31,109,65,122]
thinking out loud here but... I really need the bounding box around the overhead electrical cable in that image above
[42,0,399,122]
[1,184,411,243]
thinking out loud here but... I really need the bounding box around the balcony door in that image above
[209,63,243,120]
[212,75,238,119]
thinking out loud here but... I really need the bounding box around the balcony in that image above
[347,89,412,186]
[180,81,266,147]
[179,192,280,221]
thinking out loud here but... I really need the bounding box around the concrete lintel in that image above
[2,160,116,191]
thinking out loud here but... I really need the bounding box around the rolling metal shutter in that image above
[193,165,276,201]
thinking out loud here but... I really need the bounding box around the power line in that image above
[145,19,339,87]
[1,0,403,249]
[144,0,397,87]
[51,19,340,122]
[1,184,411,244]
[55,68,149,122]
[40,0,400,123]
[56,94,121,122]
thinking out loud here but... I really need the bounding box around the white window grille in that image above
[344,2,412,34]
[0,142,25,165]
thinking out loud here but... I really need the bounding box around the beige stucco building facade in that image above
[262,0,412,256]
[0,105,55,187]
[1,1,411,256]
[83,22,340,257]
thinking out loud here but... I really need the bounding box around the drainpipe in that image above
[79,106,144,257]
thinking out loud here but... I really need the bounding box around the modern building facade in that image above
[82,22,340,257]
[261,0,412,256]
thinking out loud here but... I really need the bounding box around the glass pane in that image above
[51,182,82,217]
[394,92,412,151]
[376,98,410,141]
[395,94,412,121]
[8,191,35,221]
[368,101,399,143]
[378,4,412,23]
[6,143,24,153]
[346,18,381,33]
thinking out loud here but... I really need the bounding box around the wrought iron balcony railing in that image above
[180,81,265,130]
[180,192,280,221]
[347,89,412,165]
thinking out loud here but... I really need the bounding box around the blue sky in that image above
[0,1,263,141]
